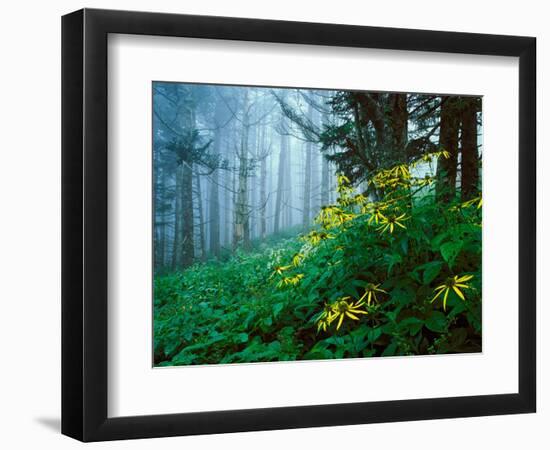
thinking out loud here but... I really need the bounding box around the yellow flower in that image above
[336,173,351,188]
[329,297,368,331]
[358,283,387,306]
[364,202,387,224]
[277,274,304,288]
[316,205,342,223]
[271,264,292,277]
[431,274,474,311]
[292,253,304,267]
[315,303,335,332]
[302,230,335,245]
[316,205,356,228]
[377,213,408,234]
[389,164,410,180]
[464,195,482,209]
[353,193,368,206]
[413,175,435,188]
[420,153,434,163]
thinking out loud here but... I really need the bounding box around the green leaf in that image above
[385,253,402,275]
[440,241,463,266]
[425,311,448,333]
[367,327,382,343]
[272,302,284,318]
[423,261,443,285]
[398,317,424,335]
[382,341,398,356]
[234,332,249,344]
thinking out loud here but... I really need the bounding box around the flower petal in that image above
[345,311,360,320]
[443,289,450,311]
[336,314,344,330]
[431,288,445,303]
[457,274,474,282]
[452,286,465,300]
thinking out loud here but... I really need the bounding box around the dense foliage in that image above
[154,152,482,366]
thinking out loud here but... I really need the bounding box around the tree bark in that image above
[208,99,225,258]
[460,97,479,200]
[233,91,251,249]
[436,96,460,202]
[274,105,288,234]
[194,170,206,260]
[302,105,313,229]
[171,164,182,269]
[389,93,408,163]
[259,121,268,239]
[321,111,330,207]
[180,162,194,267]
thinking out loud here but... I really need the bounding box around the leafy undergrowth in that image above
[154,153,482,366]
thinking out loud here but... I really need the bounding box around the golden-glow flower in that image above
[358,283,387,306]
[431,274,474,311]
[292,252,304,267]
[353,193,368,206]
[413,175,435,188]
[302,230,335,246]
[336,173,351,188]
[389,164,411,180]
[316,205,356,228]
[271,264,292,277]
[277,273,304,288]
[329,297,368,331]
[377,213,408,234]
[460,195,482,209]
[364,202,388,224]
[315,303,335,332]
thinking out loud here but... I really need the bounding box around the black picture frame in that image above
[62,8,536,442]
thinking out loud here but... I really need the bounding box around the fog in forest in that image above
[153,82,481,273]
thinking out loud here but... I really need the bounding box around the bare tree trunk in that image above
[390,93,408,162]
[302,106,313,229]
[249,107,258,240]
[234,91,251,249]
[460,97,479,200]
[195,171,206,260]
[274,125,288,234]
[159,165,167,268]
[436,96,460,202]
[208,100,224,258]
[171,165,183,269]
[180,162,194,267]
[259,121,268,239]
[283,131,292,229]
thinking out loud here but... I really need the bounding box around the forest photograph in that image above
[152,81,482,367]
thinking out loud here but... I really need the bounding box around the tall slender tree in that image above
[460,97,480,200]
[436,96,460,202]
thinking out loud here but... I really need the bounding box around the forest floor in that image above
[154,181,482,367]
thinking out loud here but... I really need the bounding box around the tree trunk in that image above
[195,171,206,260]
[460,97,479,200]
[259,121,268,239]
[274,117,288,234]
[249,108,258,240]
[436,96,460,202]
[234,91,251,249]
[302,106,313,229]
[171,165,182,269]
[180,162,194,267]
[321,111,330,207]
[208,100,225,258]
[389,93,408,162]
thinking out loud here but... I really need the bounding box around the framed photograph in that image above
[62,8,536,442]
